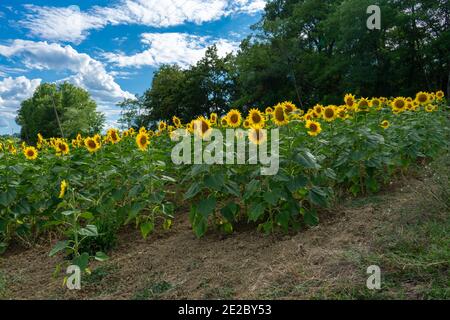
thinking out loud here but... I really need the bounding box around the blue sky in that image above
[0,0,264,135]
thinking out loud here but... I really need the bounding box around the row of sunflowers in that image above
[0,91,448,273]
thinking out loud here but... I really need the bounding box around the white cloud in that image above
[0,76,42,132]
[0,40,134,105]
[103,33,239,68]
[21,0,266,43]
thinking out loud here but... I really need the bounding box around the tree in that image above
[16,82,104,143]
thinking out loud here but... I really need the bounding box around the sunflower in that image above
[313,104,324,115]
[158,121,167,131]
[357,98,370,112]
[265,107,273,114]
[344,94,356,107]
[425,104,435,112]
[248,128,267,145]
[436,90,444,100]
[336,107,347,119]
[380,120,390,129]
[59,180,68,199]
[370,98,381,109]
[172,116,182,128]
[136,131,150,151]
[209,113,218,125]
[282,101,297,114]
[305,120,322,137]
[323,105,337,122]
[391,97,406,112]
[227,109,242,128]
[85,137,101,153]
[139,127,147,134]
[193,117,212,139]
[415,91,429,104]
[243,119,251,129]
[107,129,121,144]
[248,108,265,128]
[272,104,289,126]
[220,116,228,127]
[56,140,70,155]
[24,146,38,160]
[93,134,102,146]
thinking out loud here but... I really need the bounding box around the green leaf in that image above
[72,252,89,271]
[224,181,240,197]
[304,208,319,226]
[295,150,321,169]
[244,179,260,200]
[49,240,69,257]
[287,175,308,193]
[184,182,201,200]
[308,187,329,207]
[197,197,216,218]
[79,212,94,220]
[94,251,109,262]
[78,225,98,237]
[248,202,266,222]
[276,211,290,231]
[204,173,225,191]
[263,190,280,206]
[0,189,17,207]
[220,202,239,222]
[140,221,155,239]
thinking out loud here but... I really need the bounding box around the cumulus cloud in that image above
[20,0,266,43]
[0,76,41,133]
[103,33,239,68]
[0,40,134,105]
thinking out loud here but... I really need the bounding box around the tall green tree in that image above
[16,82,104,143]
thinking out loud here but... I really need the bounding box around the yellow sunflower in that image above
[158,121,167,131]
[248,108,265,128]
[243,119,251,129]
[24,146,38,160]
[265,107,273,114]
[391,97,406,112]
[281,101,297,114]
[435,90,444,100]
[227,109,242,128]
[380,120,390,129]
[344,94,356,107]
[272,104,289,126]
[415,91,430,104]
[305,120,322,137]
[370,98,381,109]
[84,137,101,153]
[172,116,182,128]
[193,116,212,139]
[248,128,267,145]
[425,104,435,112]
[56,140,70,155]
[323,105,337,122]
[59,180,68,199]
[313,104,324,116]
[220,116,228,127]
[209,113,218,125]
[136,131,150,151]
[356,98,370,112]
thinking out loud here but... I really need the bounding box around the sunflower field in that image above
[0,91,448,272]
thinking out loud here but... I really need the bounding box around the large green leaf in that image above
[49,240,69,257]
[197,197,216,218]
[248,202,266,222]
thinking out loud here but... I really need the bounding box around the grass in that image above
[0,272,7,299]
[133,277,173,300]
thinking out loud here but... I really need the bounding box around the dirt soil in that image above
[0,175,441,300]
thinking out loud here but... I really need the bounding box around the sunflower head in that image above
[415,91,430,104]
[323,106,337,122]
[107,129,121,144]
[158,121,167,131]
[248,128,267,145]
[313,104,324,115]
[209,113,218,124]
[136,131,150,151]
[24,146,38,160]
[85,137,101,153]
[193,117,212,139]
[265,107,273,114]
[380,120,390,129]
[344,94,355,107]
[220,116,228,127]
[272,104,289,126]
[436,90,444,100]
[243,119,251,129]
[305,120,322,137]
[281,101,297,114]
[425,104,435,112]
[357,98,370,112]
[227,109,242,128]
[172,116,182,128]
[56,140,70,155]
[391,97,406,112]
[248,108,265,128]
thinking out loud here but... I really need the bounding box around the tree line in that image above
[119,0,449,129]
